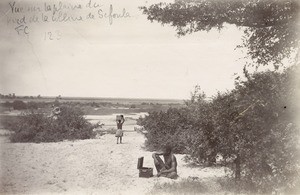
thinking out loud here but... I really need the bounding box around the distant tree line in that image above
[1,100,51,110]
[0,93,43,99]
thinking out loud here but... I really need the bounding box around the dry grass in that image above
[147,177,238,195]
[148,179,209,195]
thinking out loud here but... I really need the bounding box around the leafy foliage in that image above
[140,0,300,192]
[139,66,300,193]
[12,100,27,110]
[211,67,299,192]
[9,106,96,143]
[139,108,188,153]
[140,0,300,67]
[0,115,20,130]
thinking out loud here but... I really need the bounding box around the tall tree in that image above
[140,0,300,68]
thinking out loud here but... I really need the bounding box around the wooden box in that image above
[137,157,153,178]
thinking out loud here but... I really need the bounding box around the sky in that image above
[0,0,248,100]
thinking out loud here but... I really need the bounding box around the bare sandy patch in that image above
[0,131,225,195]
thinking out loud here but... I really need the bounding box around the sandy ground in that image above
[0,129,225,195]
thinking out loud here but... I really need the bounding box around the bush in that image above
[9,106,96,143]
[141,66,300,193]
[0,115,21,130]
[139,108,188,153]
[12,100,27,110]
[226,67,300,193]
[27,101,39,109]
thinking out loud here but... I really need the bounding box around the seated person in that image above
[152,145,178,179]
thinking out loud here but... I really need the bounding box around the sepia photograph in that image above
[0,0,299,194]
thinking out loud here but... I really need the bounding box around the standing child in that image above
[115,115,125,144]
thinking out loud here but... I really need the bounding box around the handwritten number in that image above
[44,31,61,40]
[56,30,61,40]
[48,32,53,40]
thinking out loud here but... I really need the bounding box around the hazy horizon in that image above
[1,0,254,99]
[0,94,186,101]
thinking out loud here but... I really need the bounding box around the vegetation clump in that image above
[9,106,96,143]
[139,66,300,193]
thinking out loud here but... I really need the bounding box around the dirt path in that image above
[0,131,225,195]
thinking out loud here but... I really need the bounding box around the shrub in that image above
[181,86,220,165]
[225,67,300,193]
[204,67,299,193]
[139,108,188,153]
[141,66,300,193]
[12,100,27,110]
[9,106,96,143]
[27,101,39,109]
[0,115,21,130]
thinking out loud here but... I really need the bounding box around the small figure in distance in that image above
[152,144,178,179]
[115,115,125,144]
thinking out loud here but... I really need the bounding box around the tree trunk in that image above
[235,154,241,182]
